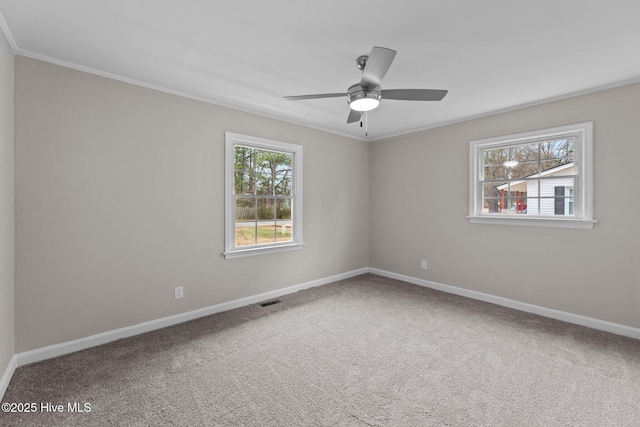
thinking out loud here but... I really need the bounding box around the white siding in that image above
[527,177,574,215]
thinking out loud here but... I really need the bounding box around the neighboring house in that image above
[496,162,574,216]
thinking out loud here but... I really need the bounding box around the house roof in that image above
[496,162,574,191]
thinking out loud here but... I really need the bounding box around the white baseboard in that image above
[368,268,640,341]
[0,355,17,401]
[12,266,640,371]
[16,268,369,367]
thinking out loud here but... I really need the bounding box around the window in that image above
[468,122,596,229]
[224,132,303,259]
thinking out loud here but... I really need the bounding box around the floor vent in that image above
[259,299,282,307]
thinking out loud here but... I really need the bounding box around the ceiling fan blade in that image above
[361,46,397,88]
[347,109,361,124]
[284,93,346,101]
[381,89,448,101]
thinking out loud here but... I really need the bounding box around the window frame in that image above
[468,122,596,229]
[223,132,304,259]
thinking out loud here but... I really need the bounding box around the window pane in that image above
[250,149,270,195]
[483,197,514,214]
[234,171,254,195]
[513,194,528,214]
[538,177,574,217]
[539,197,557,216]
[274,154,292,196]
[540,177,574,199]
[275,199,293,242]
[234,146,254,173]
[506,179,528,193]
[483,198,501,214]
[484,165,507,180]
[235,146,259,195]
[540,159,572,175]
[276,198,292,220]
[483,147,508,166]
[257,198,275,221]
[502,197,516,214]
[527,180,540,197]
[247,150,293,196]
[255,171,273,195]
[255,225,277,245]
[569,188,575,215]
[254,227,273,245]
[526,197,539,215]
[235,224,257,247]
[235,197,255,222]
[541,138,574,163]
[512,143,539,163]
[275,175,292,196]
[483,182,504,199]
[509,159,539,179]
[536,178,574,216]
[255,223,293,244]
[483,181,504,214]
[482,183,529,215]
[256,197,275,245]
[484,142,540,179]
[235,197,256,247]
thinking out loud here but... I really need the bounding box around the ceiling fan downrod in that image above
[356,55,369,71]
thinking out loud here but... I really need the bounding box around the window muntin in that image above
[481,138,574,216]
[224,133,303,258]
[468,122,595,229]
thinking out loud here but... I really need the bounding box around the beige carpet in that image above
[2,273,640,426]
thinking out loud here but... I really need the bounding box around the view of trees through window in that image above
[233,145,293,247]
[481,138,574,215]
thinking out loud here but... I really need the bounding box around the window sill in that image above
[466,215,597,229]
[223,242,305,259]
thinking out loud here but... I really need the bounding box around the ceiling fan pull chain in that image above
[365,111,368,136]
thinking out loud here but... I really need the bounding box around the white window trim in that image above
[467,122,596,229]
[223,132,304,259]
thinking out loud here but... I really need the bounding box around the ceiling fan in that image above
[284,46,448,134]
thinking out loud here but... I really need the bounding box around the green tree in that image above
[234,146,292,220]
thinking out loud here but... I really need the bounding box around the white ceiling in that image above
[1,1,640,141]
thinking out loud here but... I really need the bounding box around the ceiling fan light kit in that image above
[347,84,381,112]
[284,46,448,135]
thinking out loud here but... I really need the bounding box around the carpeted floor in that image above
[2,273,640,426]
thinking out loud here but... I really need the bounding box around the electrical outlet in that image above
[174,286,184,300]
[421,260,428,270]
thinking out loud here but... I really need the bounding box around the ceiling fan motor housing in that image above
[347,83,382,111]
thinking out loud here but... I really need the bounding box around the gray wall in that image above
[14,57,370,352]
[11,54,640,356]
[370,83,640,329]
[0,32,14,374]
